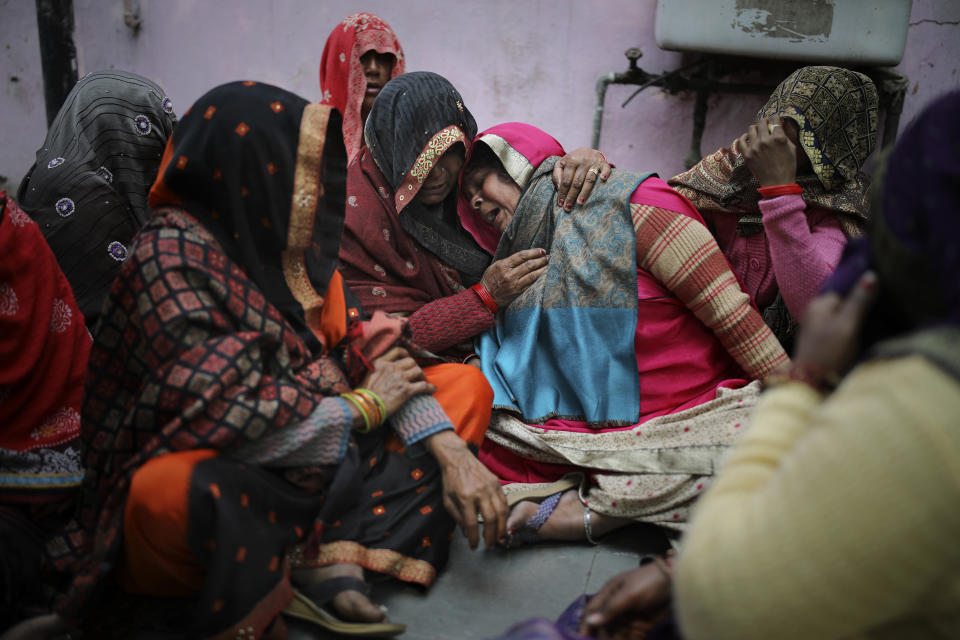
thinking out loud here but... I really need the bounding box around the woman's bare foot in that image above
[291,563,386,623]
[507,489,634,542]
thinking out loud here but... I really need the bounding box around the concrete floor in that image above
[287,523,671,640]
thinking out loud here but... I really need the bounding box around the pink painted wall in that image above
[2,0,958,195]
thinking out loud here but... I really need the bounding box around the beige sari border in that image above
[281,103,331,338]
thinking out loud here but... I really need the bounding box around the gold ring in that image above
[587,167,600,176]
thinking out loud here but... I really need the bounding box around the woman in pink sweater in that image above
[670,66,878,349]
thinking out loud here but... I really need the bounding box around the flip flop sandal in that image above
[504,490,563,547]
[284,576,406,638]
[503,473,583,508]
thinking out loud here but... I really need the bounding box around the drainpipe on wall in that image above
[35,0,78,126]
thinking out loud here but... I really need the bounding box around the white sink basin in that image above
[655,0,911,66]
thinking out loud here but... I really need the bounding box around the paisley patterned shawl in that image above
[0,193,89,500]
[16,71,177,324]
[475,135,652,425]
[670,66,878,237]
[319,12,405,162]
[51,82,351,616]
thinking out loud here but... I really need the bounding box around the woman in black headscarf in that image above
[17,70,177,328]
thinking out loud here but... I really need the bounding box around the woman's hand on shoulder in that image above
[425,430,508,549]
[361,347,436,417]
[741,116,797,187]
[553,147,612,211]
[481,248,549,309]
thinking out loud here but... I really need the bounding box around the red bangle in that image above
[470,283,499,314]
[757,183,802,198]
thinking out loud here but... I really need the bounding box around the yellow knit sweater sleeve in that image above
[675,356,960,640]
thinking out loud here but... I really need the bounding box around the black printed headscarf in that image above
[147,81,347,351]
[17,70,177,325]
[363,71,489,283]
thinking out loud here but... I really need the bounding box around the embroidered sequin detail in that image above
[381,228,391,241]
[134,114,152,136]
[374,264,386,276]
[162,96,174,114]
[30,407,80,441]
[372,286,387,297]
[408,126,467,183]
[107,241,128,262]
[347,195,358,207]
[339,52,347,63]
[97,166,114,184]
[8,206,31,227]
[47,157,65,168]
[0,283,19,316]
[55,197,75,217]
[405,261,415,271]
[270,101,284,113]
[49,298,72,333]
[377,186,389,199]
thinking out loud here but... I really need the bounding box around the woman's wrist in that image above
[764,360,841,393]
[470,282,499,314]
[341,388,387,432]
[425,429,467,464]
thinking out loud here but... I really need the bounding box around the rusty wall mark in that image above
[734,0,834,40]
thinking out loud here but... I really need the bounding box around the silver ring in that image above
[767,123,782,133]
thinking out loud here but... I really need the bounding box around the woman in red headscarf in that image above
[319,12,405,162]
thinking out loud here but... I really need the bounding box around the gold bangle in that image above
[355,388,387,423]
[340,392,372,432]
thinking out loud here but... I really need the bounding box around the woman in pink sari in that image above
[458,123,788,544]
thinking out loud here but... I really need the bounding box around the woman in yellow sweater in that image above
[574,90,960,640]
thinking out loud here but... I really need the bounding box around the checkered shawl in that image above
[50,206,353,616]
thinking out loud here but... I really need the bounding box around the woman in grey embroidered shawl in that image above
[18,70,178,328]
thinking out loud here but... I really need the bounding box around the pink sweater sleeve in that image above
[759,194,846,320]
